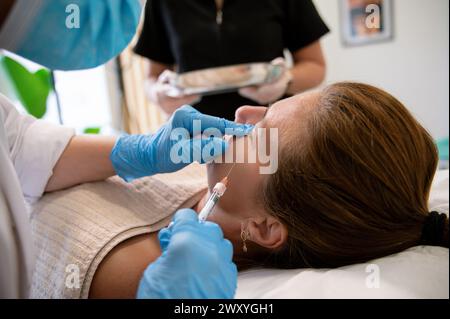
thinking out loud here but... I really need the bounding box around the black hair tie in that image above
[419,211,447,246]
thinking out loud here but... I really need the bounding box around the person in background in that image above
[135,0,330,120]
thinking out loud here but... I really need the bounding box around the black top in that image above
[134,0,330,120]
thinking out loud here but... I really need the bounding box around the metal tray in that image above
[166,63,284,97]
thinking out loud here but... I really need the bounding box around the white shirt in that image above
[0,94,74,298]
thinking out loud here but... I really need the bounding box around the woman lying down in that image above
[30,82,449,298]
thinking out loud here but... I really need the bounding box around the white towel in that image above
[30,164,207,298]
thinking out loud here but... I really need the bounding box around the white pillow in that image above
[236,170,449,299]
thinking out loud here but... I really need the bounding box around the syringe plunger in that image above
[198,177,228,222]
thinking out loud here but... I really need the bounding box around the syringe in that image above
[167,163,235,229]
[198,163,235,222]
[198,177,228,222]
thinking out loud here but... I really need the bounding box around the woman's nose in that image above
[234,106,268,125]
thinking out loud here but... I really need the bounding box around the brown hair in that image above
[260,82,448,269]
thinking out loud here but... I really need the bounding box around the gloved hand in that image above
[239,57,293,105]
[146,70,202,115]
[110,105,254,181]
[137,209,238,299]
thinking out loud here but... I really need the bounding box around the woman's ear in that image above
[246,216,288,250]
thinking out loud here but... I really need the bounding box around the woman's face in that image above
[206,92,319,230]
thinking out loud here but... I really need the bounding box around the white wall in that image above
[314,0,449,140]
[54,66,113,134]
[1,51,115,134]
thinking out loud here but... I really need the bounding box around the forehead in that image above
[264,91,319,128]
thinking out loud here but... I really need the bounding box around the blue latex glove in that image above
[137,209,238,299]
[110,105,254,181]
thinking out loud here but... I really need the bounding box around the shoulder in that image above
[0,93,25,123]
[0,94,11,123]
[89,233,162,298]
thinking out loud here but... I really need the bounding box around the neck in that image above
[192,191,208,213]
[191,186,263,269]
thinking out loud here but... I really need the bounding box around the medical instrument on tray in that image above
[198,164,236,222]
[166,63,284,98]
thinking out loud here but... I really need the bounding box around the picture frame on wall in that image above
[340,0,394,47]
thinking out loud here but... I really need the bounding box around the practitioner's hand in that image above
[239,57,293,105]
[146,70,202,115]
[137,209,238,299]
[110,105,254,181]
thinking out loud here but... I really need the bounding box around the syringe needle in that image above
[225,163,236,179]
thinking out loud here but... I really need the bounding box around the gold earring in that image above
[241,222,251,253]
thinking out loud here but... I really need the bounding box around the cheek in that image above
[216,162,262,214]
[207,133,264,215]
[207,135,252,186]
